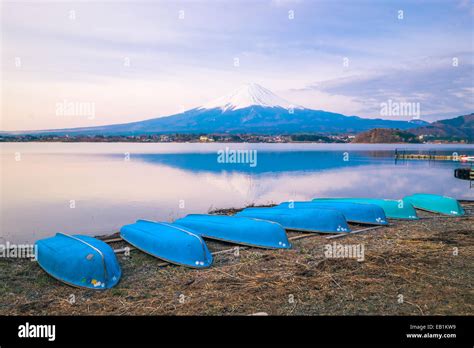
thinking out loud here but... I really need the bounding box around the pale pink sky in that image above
[1,0,473,131]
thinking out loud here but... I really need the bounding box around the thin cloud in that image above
[299,56,474,121]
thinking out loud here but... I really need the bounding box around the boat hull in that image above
[174,214,291,249]
[120,220,212,268]
[35,233,121,290]
[312,198,418,220]
[235,207,351,233]
[276,201,388,225]
[403,194,465,216]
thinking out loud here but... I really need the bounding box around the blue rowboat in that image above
[276,201,388,225]
[174,214,291,249]
[120,220,212,268]
[403,193,465,216]
[35,233,121,290]
[312,198,418,220]
[235,207,351,233]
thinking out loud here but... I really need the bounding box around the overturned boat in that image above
[312,198,418,220]
[276,201,388,225]
[403,193,465,216]
[174,214,291,249]
[235,207,351,233]
[120,220,212,268]
[35,233,121,289]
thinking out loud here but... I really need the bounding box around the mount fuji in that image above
[6,83,421,135]
[198,83,304,111]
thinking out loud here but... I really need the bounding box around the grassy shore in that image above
[0,207,473,315]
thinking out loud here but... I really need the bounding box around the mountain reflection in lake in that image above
[1,143,473,243]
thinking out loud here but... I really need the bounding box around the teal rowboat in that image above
[35,233,121,290]
[403,194,465,216]
[235,207,351,233]
[120,220,212,268]
[174,214,291,249]
[276,201,388,225]
[312,198,418,220]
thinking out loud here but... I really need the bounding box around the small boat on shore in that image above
[35,233,121,289]
[276,201,388,225]
[174,214,291,249]
[120,220,212,268]
[312,198,418,220]
[403,193,465,216]
[235,207,351,233]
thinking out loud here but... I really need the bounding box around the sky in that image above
[1,0,473,131]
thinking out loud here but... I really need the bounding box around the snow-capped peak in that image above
[198,83,304,111]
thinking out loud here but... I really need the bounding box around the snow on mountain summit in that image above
[198,83,304,111]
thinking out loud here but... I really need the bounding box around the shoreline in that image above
[0,140,471,144]
[0,204,473,315]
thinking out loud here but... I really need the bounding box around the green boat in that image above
[312,198,418,220]
[403,193,465,216]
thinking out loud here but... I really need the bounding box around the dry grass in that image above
[0,207,473,316]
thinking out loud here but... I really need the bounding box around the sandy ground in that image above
[0,206,473,316]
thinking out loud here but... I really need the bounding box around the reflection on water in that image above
[1,143,473,243]
[130,151,393,173]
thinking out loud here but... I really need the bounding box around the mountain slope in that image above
[409,113,473,141]
[3,83,425,136]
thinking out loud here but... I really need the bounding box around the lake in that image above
[1,142,473,243]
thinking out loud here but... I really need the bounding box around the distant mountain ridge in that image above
[1,83,442,136]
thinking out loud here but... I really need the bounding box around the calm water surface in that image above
[1,142,473,243]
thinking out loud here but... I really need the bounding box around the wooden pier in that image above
[395,153,461,161]
[394,149,470,161]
